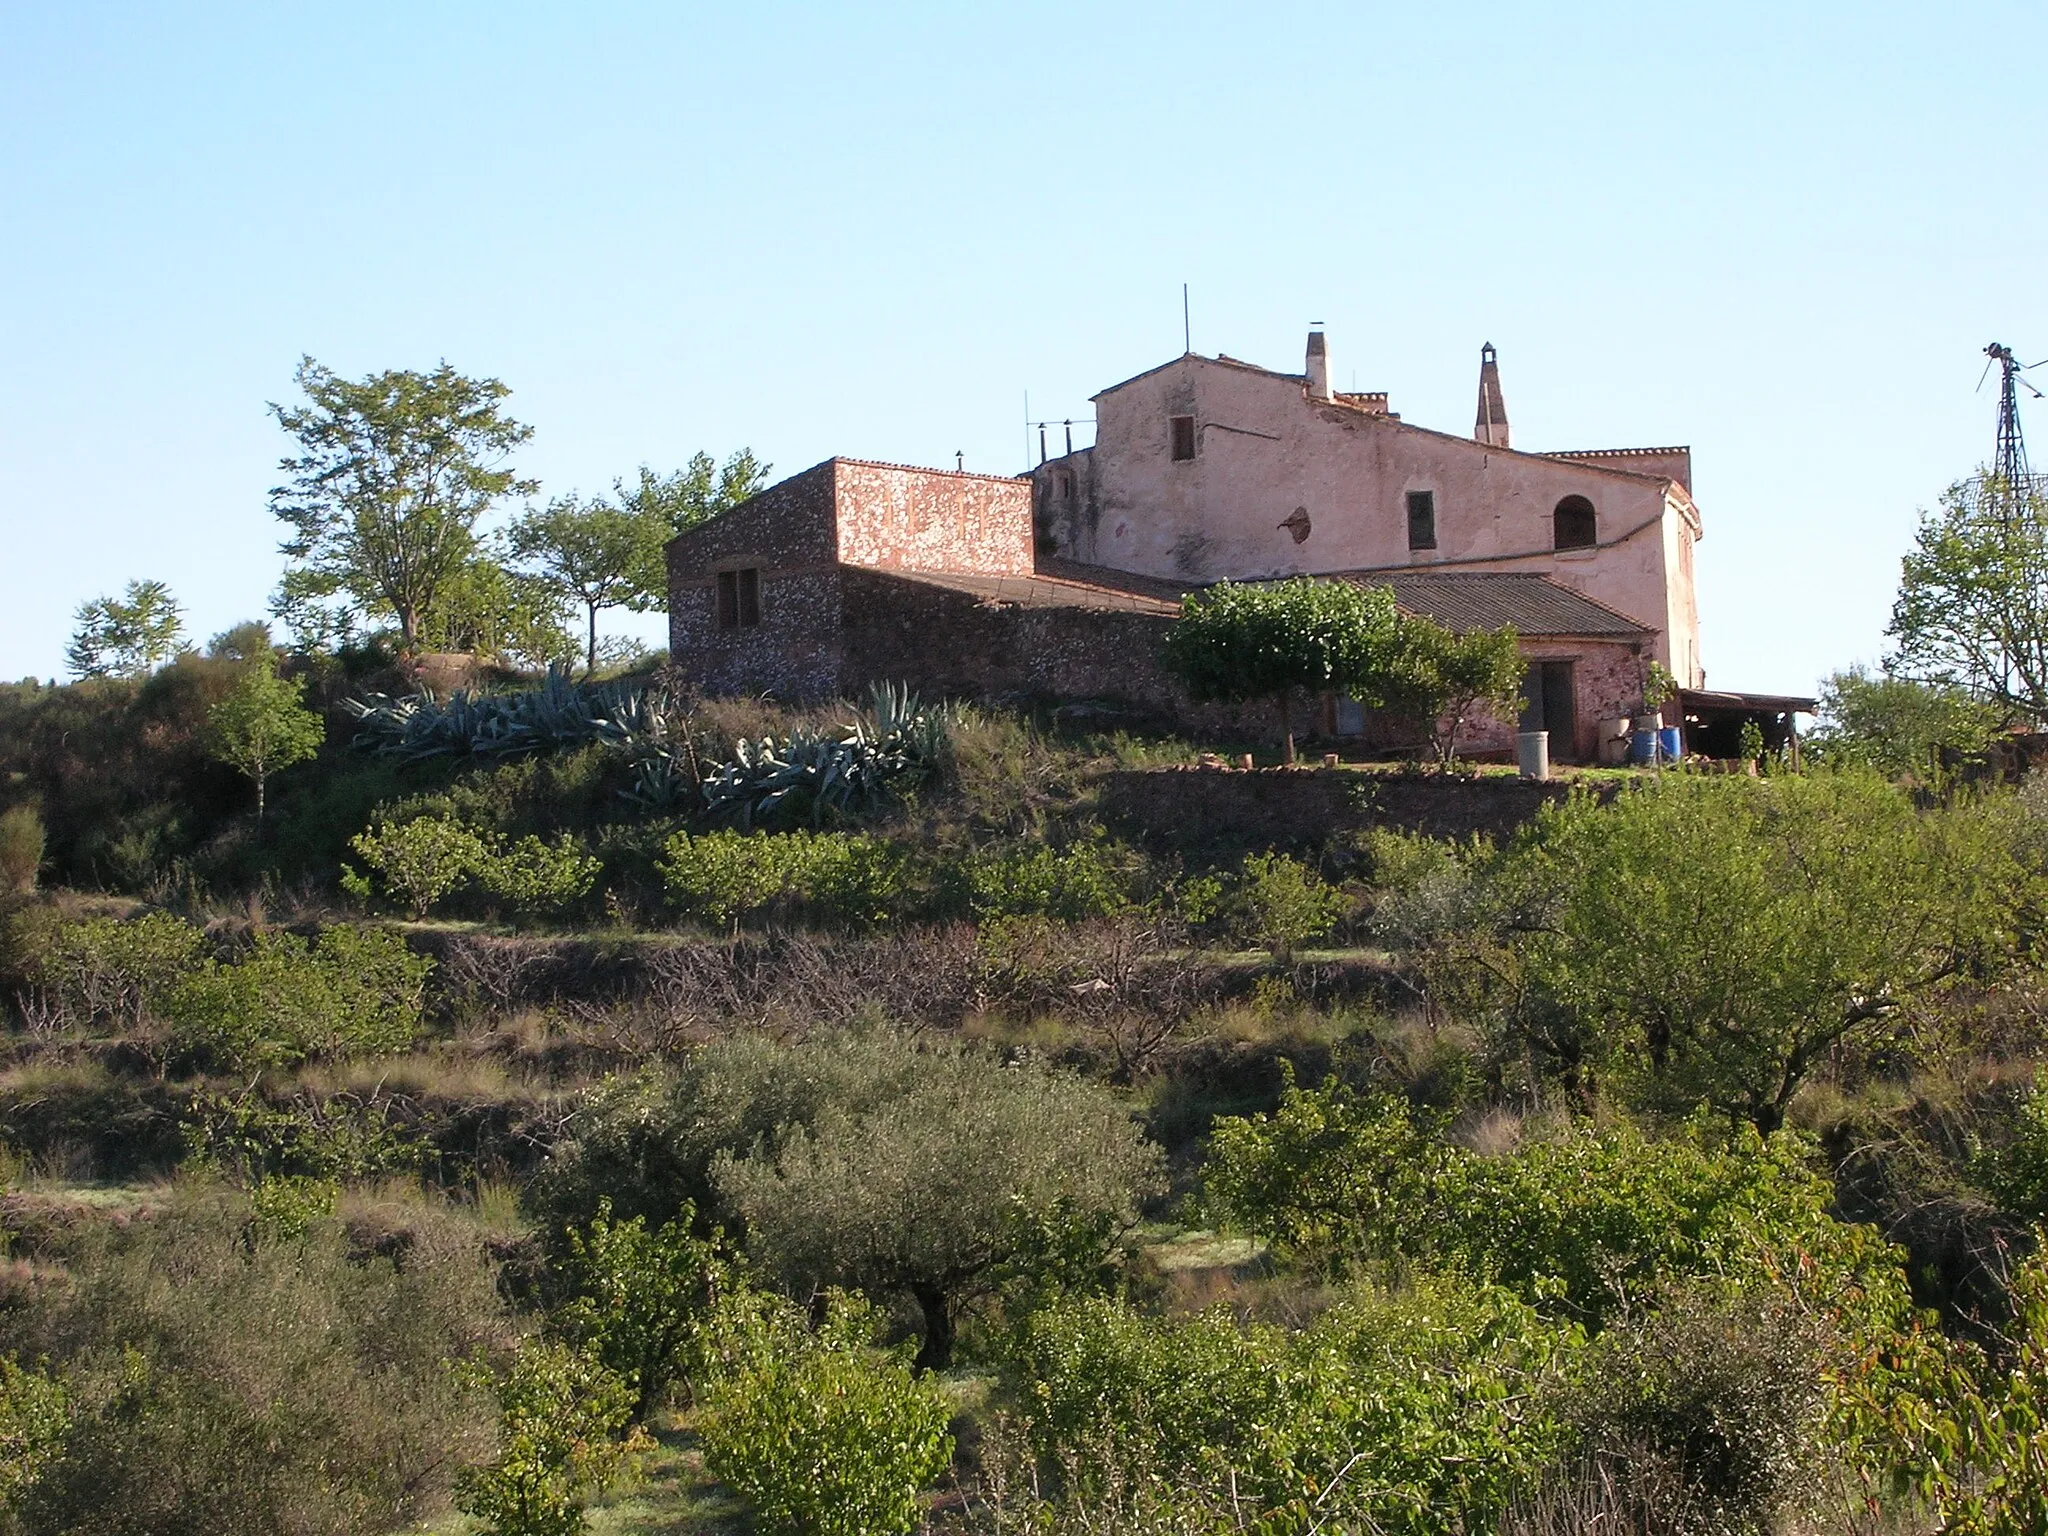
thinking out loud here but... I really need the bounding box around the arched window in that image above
[1553,495,1597,550]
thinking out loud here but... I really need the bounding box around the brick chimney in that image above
[1305,326,1332,402]
[1474,342,1510,448]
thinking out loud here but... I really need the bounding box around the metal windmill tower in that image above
[1983,341,2044,509]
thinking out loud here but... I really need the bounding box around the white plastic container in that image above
[1516,730,1550,781]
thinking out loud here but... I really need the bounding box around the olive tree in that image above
[1511,771,2027,1132]
[710,1038,1164,1370]
[1162,577,1401,762]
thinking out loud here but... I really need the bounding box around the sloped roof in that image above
[1356,572,1652,637]
[854,566,1180,616]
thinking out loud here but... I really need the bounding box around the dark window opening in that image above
[716,568,762,630]
[1553,495,1597,550]
[1406,490,1437,550]
[1052,469,1074,499]
[1170,415,1197,461]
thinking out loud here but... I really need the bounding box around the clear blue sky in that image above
[4,2,2042,694]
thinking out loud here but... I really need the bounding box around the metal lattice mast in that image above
[1988,342,2032,492]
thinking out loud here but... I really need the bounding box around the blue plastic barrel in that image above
[1630,729,1659,765]
[1657,727,1683,762]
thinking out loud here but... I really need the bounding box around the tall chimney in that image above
[1474,342,1510,448]
[1305,326,1332,402]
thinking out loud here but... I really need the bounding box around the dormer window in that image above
[1170,415,1196,461]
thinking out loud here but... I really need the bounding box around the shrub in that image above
[454,1338,639,1536]
[960,837,1142,922]
[476,833,603,917]
[0,805,44,898]
[163,924,430,1069]
[1004,1280,1577,1535]
[1566,1287,1833,1535]
[1,1187,502,1536]
[28,912,206,1030]
[699,1295,953,1536]
[1222,852,1351,956]
[345,815,490,917]
[180,1086,422,1188]
[0,1354,69,1504]
[1974,1066,2048,1220]
[552,1199,727,1421]
[1204,1078,1910,1330]
[657,829,913,930]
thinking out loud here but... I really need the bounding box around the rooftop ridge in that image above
[1543,446,1691,459]
[832,455,1030,486]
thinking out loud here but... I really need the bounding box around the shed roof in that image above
[1358,572,1652,637]
[857,566,1181,616]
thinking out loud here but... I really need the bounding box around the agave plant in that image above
[697,683,953,829]
[343,664,681,761]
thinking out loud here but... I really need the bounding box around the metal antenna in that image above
[1183,284,1191,355]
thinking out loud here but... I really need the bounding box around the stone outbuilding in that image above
[666,332,1716,760]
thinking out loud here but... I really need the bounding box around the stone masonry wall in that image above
[666,462,845,700]
[836,568,1246,730]
[1455,637,1646,761]
[1101,766,1609,851]
[832,460,1036,575]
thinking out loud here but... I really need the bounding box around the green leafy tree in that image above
[477,833,603,917]
[507,494,650,675]
[1384,613,1526,764]
[698,1294,953,1536]
[455,1340,639,1536]
[1888,474,2048,722]
[345,815,490,917]
[554,1200,728,1422]
[269,357,537,650]
[1224,851,1352,957]
[1513,772,2028,1131]
[65,579,184,679]
[712,1037,1165,1369]
[1810,664,2004,779]
[202,661,325,822]
[1162,577,1401,763]
[616,453,771,606]
[423,553,576,669]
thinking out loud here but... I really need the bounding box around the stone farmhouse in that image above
[666,331,1800,761]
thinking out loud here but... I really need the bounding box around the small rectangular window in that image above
[715,568,762,630]
[1406,490,1437,550]
[1170,415,1196,461]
